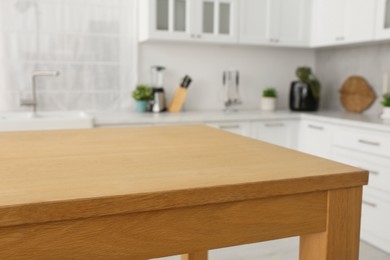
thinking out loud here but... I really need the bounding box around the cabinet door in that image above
[239,0,269,45]
[312,0,347,46]
[206,121,252,138]
[252,120,298,149]
[268,0,312,46]
[140,0,191,41]
[376,0,390,39]
[345,0,376,42]
[195,0,238,43]
[298,120,333,159]
[239,0,311,47]
[312,0,376,46]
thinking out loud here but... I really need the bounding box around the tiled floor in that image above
[153,237,390,260]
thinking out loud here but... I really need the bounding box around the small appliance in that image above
[150,66,167,113]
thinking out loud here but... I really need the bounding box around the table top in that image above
[0,125,368,227]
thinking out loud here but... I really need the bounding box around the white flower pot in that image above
[261,97,276,111]
[381,107,390,119]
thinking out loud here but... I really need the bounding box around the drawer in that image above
[332,147,390,193]
[361,189,390,253]
[333,128,390,157]
[206,122,252,138]
[298,120,334,159]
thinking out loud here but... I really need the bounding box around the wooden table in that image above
[0,125,368,260]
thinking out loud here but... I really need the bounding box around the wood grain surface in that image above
[0,192,326,259]
[0,125,368,227]
[300,187,363,260]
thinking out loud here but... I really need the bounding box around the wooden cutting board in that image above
[339,76,376,113]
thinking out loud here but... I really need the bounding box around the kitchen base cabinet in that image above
[251,120,298,149]
[361,188,390,254]
[297,120,334,159]
[331,126,390,254]
[206,121,252,138]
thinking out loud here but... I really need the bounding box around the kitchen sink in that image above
[0,111,93,131]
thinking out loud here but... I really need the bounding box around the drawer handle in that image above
[265,123,285,127]
[358,139,380,147]
[362,200,377,208]
[220,125,240,129]
[370,171,379,176]
[308,124,324,130]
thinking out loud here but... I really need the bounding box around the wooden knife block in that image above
[169,87,188,113]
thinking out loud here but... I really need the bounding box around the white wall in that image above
[138,42,315,111]
[316,43,390,115]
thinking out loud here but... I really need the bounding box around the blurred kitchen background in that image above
[0,0,389,114]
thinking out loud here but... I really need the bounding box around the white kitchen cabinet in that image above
[139,0,238,43]
[375,0,390,39]
[361,189,390,254]
[239,0,311,47]
[194,0,238,43]
[297,120,333,159]
[206,121,252,138]
[251,120,298,149]
[312,0,376,46]
[139,0,192,41]
[331,126,390,253]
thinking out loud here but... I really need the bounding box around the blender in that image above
[150,66,167,113]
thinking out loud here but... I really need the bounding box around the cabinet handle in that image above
[362,200,377,208]
[196,34,202,39]
[308,124,324,130]
[219,124,240,129]
[369,170,379,176]
[358,139,380,147]
[265,123,285,127]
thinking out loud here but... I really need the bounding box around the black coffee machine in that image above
[289,81,319,111]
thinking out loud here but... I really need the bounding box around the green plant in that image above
[382,93,390,107]
[132,84,153,101]
[295,67,321,100]
[263,88,277,98]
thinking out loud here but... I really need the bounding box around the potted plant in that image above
[381,93,390,119]
[261,87,277,111]
[290,67,321,111]
[132,84,153,112]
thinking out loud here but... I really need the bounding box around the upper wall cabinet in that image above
[239,0,311,47]
[194,0,239,43]
[311,0,377,47]
[139,0,238,44]
[139,0,191,41]
[376,0,390,39]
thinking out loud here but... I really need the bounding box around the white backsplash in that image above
[315,43,390,115]
[139,42,315,111]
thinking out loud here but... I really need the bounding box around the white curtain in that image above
[0,0,137,112]
[0,3,13,111]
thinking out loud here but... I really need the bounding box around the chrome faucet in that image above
[20,70,60,115]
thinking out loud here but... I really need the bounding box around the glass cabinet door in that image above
[201,0,231,35]
[154,0,188,36]
[383,0,390,29]
[156,0,169,31]
[199,0,237,42]
[376,0,390,39]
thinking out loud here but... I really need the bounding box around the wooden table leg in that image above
[181,251,208,260]
[299,187,363,260]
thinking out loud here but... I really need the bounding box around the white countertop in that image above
[91,109,390,132]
